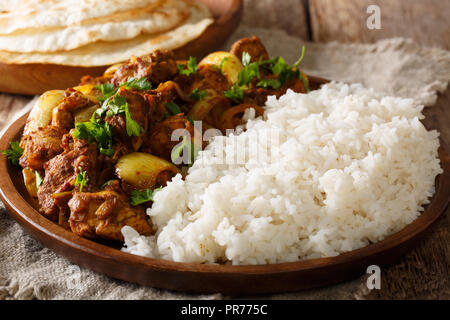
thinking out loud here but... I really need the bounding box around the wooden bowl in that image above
[0,77,449,295]
[0,0,243,96]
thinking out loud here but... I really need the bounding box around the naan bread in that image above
[0,2,213,66]
[0,0,160,34]
[0,0,190,52]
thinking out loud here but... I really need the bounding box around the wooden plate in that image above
[0,0,243,96]
[0,77,449,295]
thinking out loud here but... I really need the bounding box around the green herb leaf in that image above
[100,147,115,157]
[95,77,150,110]
[130,187,162,206]
[257,78,281,90]
[95,83,116,103]
[186,116,195,126]
[1,141,23,166]
[74,167,89,192]
[238,61,261,87]
[269,57,300,86]
[188,139,199,167]
[95,93,126,118]
[108,95,128,111]
[299,72,310,93]
[124,102,144,137]
[165,101,182,115]
[177,56,197,76]
[241,51,251,66]
[189,88,208,101]
[224,83,244,103]
[293,46,306,68]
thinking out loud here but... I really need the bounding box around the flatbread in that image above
[0,1,213,66]
[0,0,190,52]
[0,0,160,34]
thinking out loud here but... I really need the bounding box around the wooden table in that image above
[309,0,450,300]
[0,0,448,299]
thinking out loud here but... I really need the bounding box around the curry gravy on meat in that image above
[13,37,309,243]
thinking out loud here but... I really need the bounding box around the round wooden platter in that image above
[0,0,243,96]
[0,76,449,295]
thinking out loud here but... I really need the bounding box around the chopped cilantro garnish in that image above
[2,141,23,166]
[234,47,309,92]
[266,46,309,91]
[189,88,208,101]
[238,60,261,87]
[270,57,298,84]
[165,101,182,115]
[74,167,89,192]
[177,56,197,76]
[124,103,144,137]
[186,116,195,126]
[224,83,244,103]
[171,135,188,164]
[36,171,43,187]
[257,78,281,90]
[220,57,229,71]
[95,94,125,118]
[99,95,127,117]
[130,187,162,206]
[99,147,115,157]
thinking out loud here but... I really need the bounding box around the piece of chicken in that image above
[218,104,265,132]
[105,88,149,151]
[230,36,270,63]
[111,50,178,85]
[19,125,65,171]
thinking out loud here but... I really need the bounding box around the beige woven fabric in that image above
[1,0,450,300]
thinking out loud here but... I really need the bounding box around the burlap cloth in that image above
[1,0,449,299]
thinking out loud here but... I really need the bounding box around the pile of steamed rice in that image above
[121,82,443,265]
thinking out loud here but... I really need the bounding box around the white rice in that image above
[121,82,442,265]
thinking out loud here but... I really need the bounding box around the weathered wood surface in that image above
[0,94,30,131]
